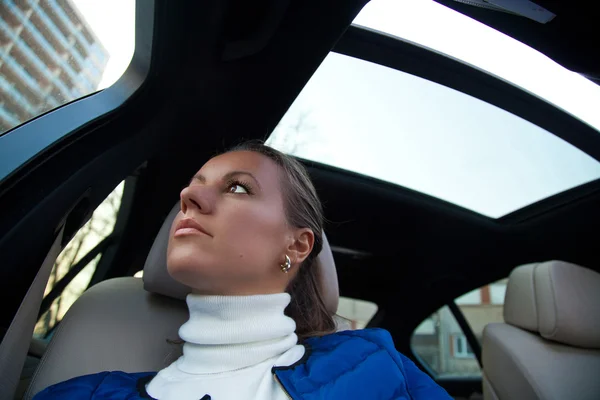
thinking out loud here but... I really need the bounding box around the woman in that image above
[34,142,451,399]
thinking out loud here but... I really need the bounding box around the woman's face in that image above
[167,150,312,295]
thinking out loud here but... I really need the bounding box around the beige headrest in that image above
[504,261,600,349]
[143,204,339,314]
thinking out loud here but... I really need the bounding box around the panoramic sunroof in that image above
[268,53,600,218]
[354,0,600,132]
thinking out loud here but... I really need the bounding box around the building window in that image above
[451,334,474,358]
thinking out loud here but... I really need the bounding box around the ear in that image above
[286,228,314,266]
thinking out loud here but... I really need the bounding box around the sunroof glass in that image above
[268,53,600,218]
[353,0,600,133]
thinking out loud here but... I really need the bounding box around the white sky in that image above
[272,53,600,217]
[70,0,135,89]
[69,0,600,218]
[355,0,600,131]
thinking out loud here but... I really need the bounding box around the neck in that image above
[176,293,298,374]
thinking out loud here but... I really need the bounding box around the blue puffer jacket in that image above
[33,328,451,399]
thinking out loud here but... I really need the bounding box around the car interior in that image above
[0,1,599,399]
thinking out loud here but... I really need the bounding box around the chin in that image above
[167,246,217,286]
[168,252,204,276]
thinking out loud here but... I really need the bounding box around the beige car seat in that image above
[482,261,600,400]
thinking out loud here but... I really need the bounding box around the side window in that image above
[411,279,507,377]
[336,297,378,330]
[0,1,135,135]
[33,182,125,339]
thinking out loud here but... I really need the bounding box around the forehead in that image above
[200,151,281,185]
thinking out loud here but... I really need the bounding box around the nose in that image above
[180,185,214,215]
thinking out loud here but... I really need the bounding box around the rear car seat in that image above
[482,261,600,400]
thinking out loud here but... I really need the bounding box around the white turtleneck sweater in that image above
[146,293,305,400]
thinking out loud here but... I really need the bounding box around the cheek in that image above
[219,203,288,255]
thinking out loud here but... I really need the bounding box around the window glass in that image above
[336,296,378,330]
[411,278,507,377]
[354,0,600,132]
[34,181,124,338]
[0,0,135,135]
[269,53,600,218]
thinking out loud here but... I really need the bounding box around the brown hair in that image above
[228,141,336,340]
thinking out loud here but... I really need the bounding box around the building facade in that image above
[0,0,108,133]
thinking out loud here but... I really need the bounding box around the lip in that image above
[174,218,211,237]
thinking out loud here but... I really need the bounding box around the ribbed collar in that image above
[176,293,298,374]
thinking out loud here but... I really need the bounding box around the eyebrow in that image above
[190,171,262,190]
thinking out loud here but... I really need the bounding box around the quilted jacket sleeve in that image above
[398,353,453,400]
[32,371,155,400]
[32,371,110,400]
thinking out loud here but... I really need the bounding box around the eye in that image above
[226,179,253,195]
[228,183,248,194]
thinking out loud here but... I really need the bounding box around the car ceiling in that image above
[1,0,599,371]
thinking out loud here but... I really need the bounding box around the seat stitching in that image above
[532,263,540,331]
[546,265,560,338]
